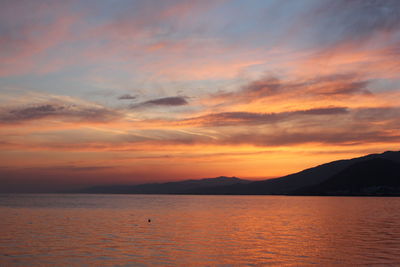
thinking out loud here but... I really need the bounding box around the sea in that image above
[1,194,400,266]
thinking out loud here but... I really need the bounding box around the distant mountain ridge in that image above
[180,150,400,195]
[80,150,400,196]
[82,176,251,194]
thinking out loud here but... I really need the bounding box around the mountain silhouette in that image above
[294,158,400,196]
[80,150,400,196]
[184,150,400,195]
[81,176,250,194]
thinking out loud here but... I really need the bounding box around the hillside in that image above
[80,151,400,196]
[81,176,250,194]
[185,151,400,195]
[294,158,400,196]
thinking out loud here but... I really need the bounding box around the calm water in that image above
[1,194,400,266]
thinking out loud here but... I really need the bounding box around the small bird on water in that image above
[148,219,151,223]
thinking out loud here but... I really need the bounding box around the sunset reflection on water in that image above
[1,194,400,266]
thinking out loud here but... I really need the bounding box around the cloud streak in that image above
[130,96,188,109]
[220,130,400,147]
[181,107,349,126]
[118,94,137,100]
[0,98,120,124]
[311,0,400,45]
[207,72,373,110]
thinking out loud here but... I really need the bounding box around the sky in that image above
[1,0,400,192]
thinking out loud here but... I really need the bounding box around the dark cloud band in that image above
[130,96,188,109]
[0,103,120,124]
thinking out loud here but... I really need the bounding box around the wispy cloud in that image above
[180,107,348,127]
[208,72,373,109]
[0,96,120,124]
[118,94,137,100]
[130,96,188,109]
[220,130,400,147]
[310,0,400,45]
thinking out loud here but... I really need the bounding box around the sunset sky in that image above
[1,0,399,192]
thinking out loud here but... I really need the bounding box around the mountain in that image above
[185,150,400,195]
[80,150,400,196]
[81,176,251,194]
[294,158,400,196]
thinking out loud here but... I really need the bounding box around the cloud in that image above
[221,130,400,147]
[309,77,371,96]
[0,1,79,76]
[295,107,349,115]
[354,107,400,122]
[146,96,188,105]
[243,76,282,97]
[210,72,372,107]
[212,76,284,104]
[312,0,400,44]
[131,106,399,147]
[1,105,398,152]
[118,94,137,100]
[130,96,188,109]
[48,165,116,172]
[0,101,120,124]
[180,107,348,127]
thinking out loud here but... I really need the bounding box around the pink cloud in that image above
[0,10,80,76]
